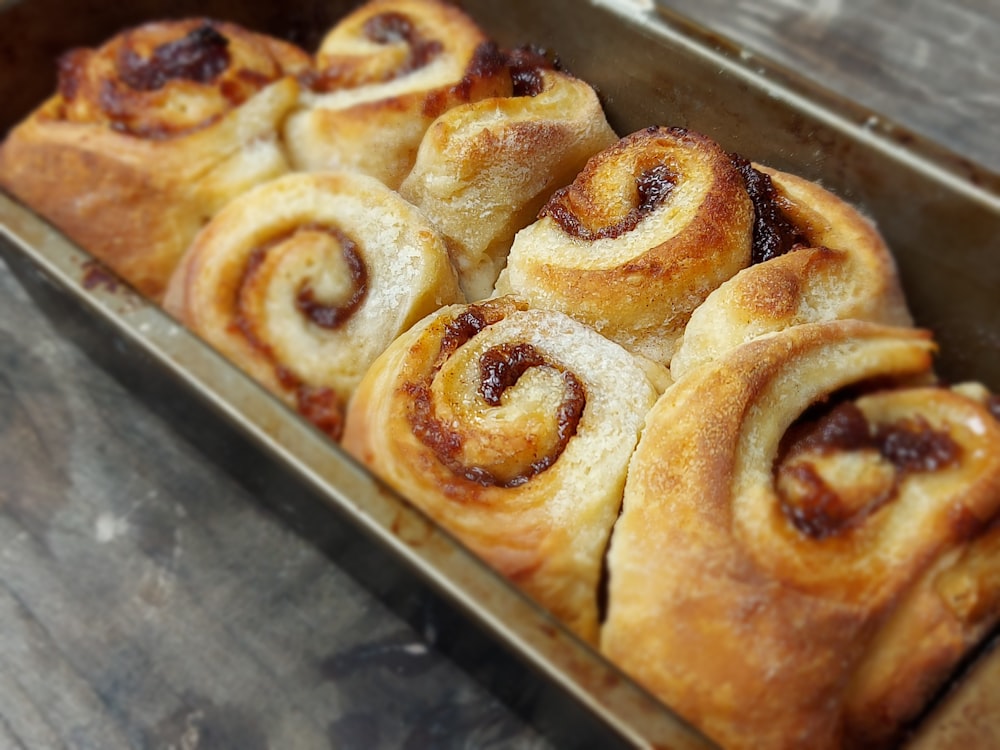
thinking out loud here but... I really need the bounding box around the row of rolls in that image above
[2,1,1000,748]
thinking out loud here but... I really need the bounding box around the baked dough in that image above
[497,126,754,364]
[164,171,462,440]
[0,18,309,300]
[601,320,1000,749]
[670,163,914,379]
[342,295,660,642]
[283,0,511,188]
[399,56,617,300]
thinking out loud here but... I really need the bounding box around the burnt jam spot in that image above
[541,163,678,241]
[778,401,962,539]
[315,11,447,93]
[479,343,545,405]
[118,24,231,92]
[636,164,677,214]
[730,152,808,265]
[363,10,415,45]
[783,400,873,455]
[466,40,509,80]
[405,305,586,489]
[442,41,507,108]
[294,227,368,330]
[505,45,556,98]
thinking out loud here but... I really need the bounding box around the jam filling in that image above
[777,401,961,539]
[405,303,586,489]
[294,228,368,330]
[730,153,809,265]
[424,41,507,117]
[311,11,446,92]
[364,11,443,77]
[505,45,557,98]
[541,161,679,241]
[118,24,231,92]
[228,223,367,441]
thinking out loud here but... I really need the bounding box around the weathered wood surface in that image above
[1,1,998,748]
[658,0,1000,174]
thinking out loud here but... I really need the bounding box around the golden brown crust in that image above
[283,0,511,189]
[670,163,914,380]
[0,18,309,300]
[341,295,660,642]
[601,320,1000,750]
[399,66,618,300]
[164,171,462,439]
[497,126,754,364]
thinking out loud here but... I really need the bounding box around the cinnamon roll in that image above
[163,171,462,441]
[398,49,618,301]
[341,295,661,642]
[496,125,754,365]
[0,18,310,300]
[670,162,913,380]
[601,320,1000,750]
[283,0,511,189]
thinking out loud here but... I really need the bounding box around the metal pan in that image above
[1,0,997,747]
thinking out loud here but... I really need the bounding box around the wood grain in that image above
[0,265,549,749]
[657,0,1000,173]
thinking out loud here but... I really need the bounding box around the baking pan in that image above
[1,0,998,747]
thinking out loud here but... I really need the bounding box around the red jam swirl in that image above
[313,11,444,93]
[540,142,679,242]
[777,401,961,539]
[730,153,809,265]
[228,223,367,440]
[505,45,556,98]
[294,228,368,330]
[406,303,587,489]
[117,24,231,92]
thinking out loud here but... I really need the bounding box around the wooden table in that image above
[1,1,997,748]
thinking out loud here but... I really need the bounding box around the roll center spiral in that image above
[230,222,369,440]
[364,12,443,77]
[541,160,679,241]
[406,302,587,489]
[293,226,369,330]
[776,401,961,539]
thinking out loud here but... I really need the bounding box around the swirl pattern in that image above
[600,320,1000,750]
[399,50,618,300]
[283,0,511,188]
[670,162,914,379]
[0,18,309,300]
[497,125,754,364]
[164,171,462,440]
[341,295,661,642]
